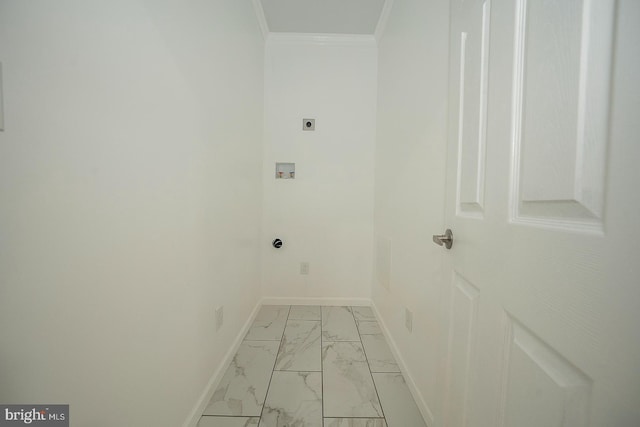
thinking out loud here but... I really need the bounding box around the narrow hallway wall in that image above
[374,0,450,424]
[0,1,264,425]
[261,36,377,302]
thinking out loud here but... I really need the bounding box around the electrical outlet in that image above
[405,308,413,333]
[300,262,310,275]
[215,306,224,331]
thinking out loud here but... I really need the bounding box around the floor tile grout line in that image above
[199,415,260,418]
[351,305,387,422]
[325,417,384,420]
[258,305,292,424]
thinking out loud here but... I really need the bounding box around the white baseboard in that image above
[182,300,262,427]
[371,302,435,426]
[261,296,372,306]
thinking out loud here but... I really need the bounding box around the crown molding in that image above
[266,32,377,47]
[374,0,395,42]
[251,0,269,40]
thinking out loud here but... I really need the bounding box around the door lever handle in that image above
[433,229,453,249]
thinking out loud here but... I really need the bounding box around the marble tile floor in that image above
[199,305,426,427]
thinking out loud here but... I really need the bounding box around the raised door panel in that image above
[445,273,480,427]
[456,0,491,218]
[498,316,592,427]
[510,0,615,232]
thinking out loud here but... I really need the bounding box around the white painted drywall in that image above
[373,0,450,423]
[0,1,264,426]
[261,35,377,301]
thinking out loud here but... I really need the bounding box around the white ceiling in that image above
[259,0,387,35]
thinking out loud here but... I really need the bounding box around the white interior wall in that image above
[261,35,377,303]
[373,0,450,423]
[0,1,264,425]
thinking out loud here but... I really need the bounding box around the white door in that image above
[441,0,640,426]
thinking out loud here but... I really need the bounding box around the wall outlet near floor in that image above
[405,308,413,333]
[215,306,224,331]
[300,262,310,275]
